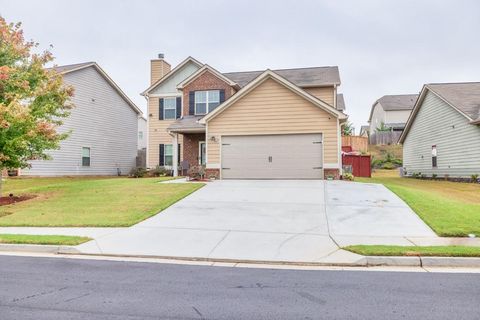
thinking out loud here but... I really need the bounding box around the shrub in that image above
[188,165,206,180]
[432,174,438,179]
[382,162,396,170]
[149,165,168,177]
[471,174,479,183]
[129,167,147,178]
[343,173,354,181]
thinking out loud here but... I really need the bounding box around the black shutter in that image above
[176,97,182,119]
[158,98,164,120]
[178,144,181,165]
[219,89,225,103]
[189,91,195,115]
[159,144,164,166]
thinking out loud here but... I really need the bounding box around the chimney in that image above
[150,53,171,84]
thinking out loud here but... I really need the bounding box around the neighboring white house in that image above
[138,116,147,150]
[368,94,418,144]
[400,82,480,178]
[24,62,142,176]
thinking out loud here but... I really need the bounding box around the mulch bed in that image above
[0,194,36,206]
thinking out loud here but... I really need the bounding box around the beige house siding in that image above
[147,96,183,168]
[206,78,339,166]
[303,86,335,106]
[150,59,171,85]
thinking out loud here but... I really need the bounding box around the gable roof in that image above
[368,94,418,122]
[176,64,240,90]
[223,66,340,88]
[336,93,345,111]
[199,70,347,124]
[141,56,203,95]
[51,62,141,114]
[399,82,480,143]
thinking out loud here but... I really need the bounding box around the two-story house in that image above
[141,55,347,179]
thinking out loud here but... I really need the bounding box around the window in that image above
[138,131,143,140]
[164,144,173,166]
[432,145,437,168]
[164,97,177,120]
[195,90,220,115]
[82,147,90,167]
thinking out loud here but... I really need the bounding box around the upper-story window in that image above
[164,97,177,120]
[195,90,220,115]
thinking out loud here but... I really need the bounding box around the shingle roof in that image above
[336,93,345,111]
[167,116,205,132]
[427,82,480,121]
[49,62,95,73]
[223,66,340,88]
[377,94,419,111]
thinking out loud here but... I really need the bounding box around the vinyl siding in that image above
[149,62,200,95]
[369,102,386,133]
[25,66,138,176]
[385,110,411,124]
[207,78,339,166]
[147,97,183,168]
[303,86,335,106]
[403,91,480,177]
[138,118,147,150]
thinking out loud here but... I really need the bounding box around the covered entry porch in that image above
[167,116,206,177]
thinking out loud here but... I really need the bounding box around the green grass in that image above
[345,245,480,257]
[0,234,91,245]
[0,177,204,227]
[356,170,480,237]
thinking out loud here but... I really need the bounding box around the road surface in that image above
[0,255,479,319]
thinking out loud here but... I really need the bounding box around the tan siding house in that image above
[142,56,347,179]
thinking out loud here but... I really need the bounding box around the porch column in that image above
[172,133,179,177]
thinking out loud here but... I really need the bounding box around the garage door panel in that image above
[221,134,323,179]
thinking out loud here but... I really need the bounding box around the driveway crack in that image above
[207,230,230,257]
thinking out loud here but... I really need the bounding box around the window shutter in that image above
[189,91,195,115]
[178,144,181,165]
[158,98,164,120]
[176,97,182,119]
[219,89,225,103]
[159,144,164,166]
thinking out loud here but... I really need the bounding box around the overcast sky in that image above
[1,0,479,131]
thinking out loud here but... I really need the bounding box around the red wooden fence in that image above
[342,154,371,178]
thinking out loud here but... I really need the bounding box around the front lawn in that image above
[0,234,91,245]
[345,245,480,257]
[0,177,203,227]
[356,170,480,237]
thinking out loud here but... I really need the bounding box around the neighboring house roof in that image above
[399,82,480,143]
[176,64,240,90]
[51,62,142,114]
[223,66,341,88]
[384,122,406,129]
[167,115,205,133]
[359,125,369,134]
[368,94,418,122]
[199,70,347,124]
[141,56,203,95]
[336,93,345,111]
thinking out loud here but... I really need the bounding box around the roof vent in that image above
[158,53,165,59]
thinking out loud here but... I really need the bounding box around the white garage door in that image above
[221,134,323,179]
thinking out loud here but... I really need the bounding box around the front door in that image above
[199,141,206,165]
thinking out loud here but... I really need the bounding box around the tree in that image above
[0,17,73,196]
[376,122,391,132]
[341,121,354,136]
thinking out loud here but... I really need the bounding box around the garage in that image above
[221,133,323,179]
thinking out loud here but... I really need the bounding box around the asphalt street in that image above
[0,255,479,320]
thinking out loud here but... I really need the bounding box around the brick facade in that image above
[182,70,236,116]
[324,168,340,180]
[205,169,220,179]
[182,133,205,167]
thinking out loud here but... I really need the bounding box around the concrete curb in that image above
[0,244,80,254]
[1,244,480,268]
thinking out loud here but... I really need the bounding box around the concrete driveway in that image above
[77,180,435,263]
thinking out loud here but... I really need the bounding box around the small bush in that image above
[432,174,438,179]
[382,162,396,170]
[129,167,147,178]
[471,174,479,183]
[188,165,206,180]
[149,165,168,177]
[343,173,354,181]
